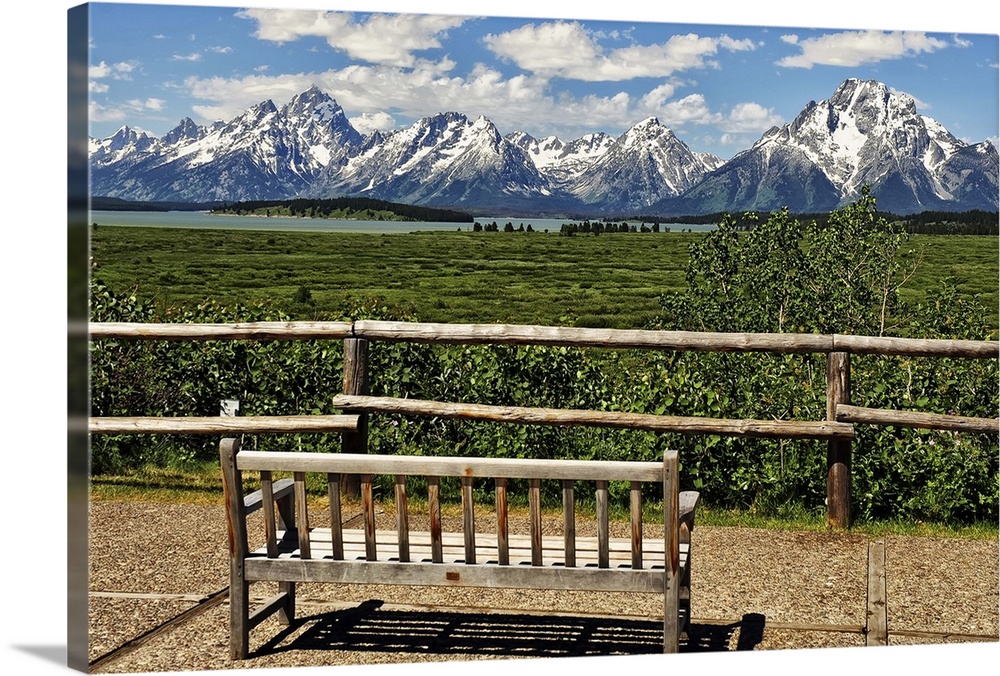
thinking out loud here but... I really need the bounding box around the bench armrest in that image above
[678,490,700,531]
[244,477,295,515]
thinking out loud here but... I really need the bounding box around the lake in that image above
[89,210,718,233]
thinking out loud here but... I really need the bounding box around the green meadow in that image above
[89,225,998,330]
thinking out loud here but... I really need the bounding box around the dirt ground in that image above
[85,499,998,673]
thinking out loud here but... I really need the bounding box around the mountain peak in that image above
[89,79,996,214]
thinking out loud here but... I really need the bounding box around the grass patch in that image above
[91,226,999,328]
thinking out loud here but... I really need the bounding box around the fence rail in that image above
[86,320,999,529]
[86,320,997,358]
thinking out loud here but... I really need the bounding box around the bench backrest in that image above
[220,438,680,571]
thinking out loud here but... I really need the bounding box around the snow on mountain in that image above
[90,86,365,202]
[567,117,723,213]
[89,80,996,214]
[305,112,565,212]
[660,78,998,215]
[506,131,615,186]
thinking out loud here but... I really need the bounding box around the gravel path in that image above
[86,499,998,673]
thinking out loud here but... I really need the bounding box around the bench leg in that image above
[680,521,692,636]
[278,581,296,624]
[230,574,250,660]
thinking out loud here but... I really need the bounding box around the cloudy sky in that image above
[85,1,998,159]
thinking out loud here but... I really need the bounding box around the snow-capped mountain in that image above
[303,112,566,212]
[567,117,724,213]
[90,86,365,202]
[89,80,997,215]
[658,78,998,215]
[505,131,616,186]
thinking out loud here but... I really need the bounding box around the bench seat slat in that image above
[248,528,688,572]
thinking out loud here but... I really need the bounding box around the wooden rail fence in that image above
[87,320,999,529]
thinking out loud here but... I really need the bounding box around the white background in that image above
[3,1,997,675]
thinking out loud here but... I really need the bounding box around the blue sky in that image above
[85,1,998,159]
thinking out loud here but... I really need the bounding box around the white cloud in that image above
[778,30,949,68]
[182,61,754,143]
[237,9,466,67]
[172,52,203,62]
[719,101,783,132]
[656,94,720,126]
[90,60,136,79]
[952,35,972,48]
[207,46,233,54]
[90,61,112,78]
[89,98,166,125]
[127,98,166,112]
[780,34,799,45]
[349,111,397,136]
[89,81,109,94]
[89,101,126,124]
[484,21,755,81]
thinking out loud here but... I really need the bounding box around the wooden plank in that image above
[867,539,888,646]
[832,334,999,359]
[90,414,360,435]
[237,449,665,482]
[361,474,377,561]
[395,475,410,563]
[333,394,854,440]
[254,529,689,571]
[257,539,684,569]
[244,478,293,516]
[259,471,278,558]
[495,478,509,566]
[285,528,673,553]
[529,478,542,566]
[596,480,609,569]
[837,404,999,434]
[88,320,355,340]
[826,352,852,530]
[218,438,250,660]
[247,592,292,632]
[461,476,476,564]
[562,480,575,568]
[663,451,679,654]
[293,472,311,560]
[245,558,666,593]
[340,338,370,498]
[630,481,643,570]
[327,474,344,560]
[427,477,443,564]
[353,320,834,353]
[90,319,998,358]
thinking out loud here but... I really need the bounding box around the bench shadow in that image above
[257,600,766,658]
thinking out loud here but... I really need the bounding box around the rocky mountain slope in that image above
[89,79,997,215]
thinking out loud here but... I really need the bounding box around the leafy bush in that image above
[88,191,998,524]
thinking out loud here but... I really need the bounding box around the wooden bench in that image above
[220,437,699,659]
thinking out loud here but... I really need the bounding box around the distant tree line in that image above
[558,220,662,236]
[635,208,998,235]
[91,196,224,212]
[470,220,668,235]
[213,197,474,223]
[896,210,999,235]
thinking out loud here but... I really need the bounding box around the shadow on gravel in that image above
[257,600,766,657]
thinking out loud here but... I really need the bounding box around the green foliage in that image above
[88,192,998,525]
[659,188,915,336]
[653,190,997,523]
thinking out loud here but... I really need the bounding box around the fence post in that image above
[826,351,852,529]
[340,338,370,498]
